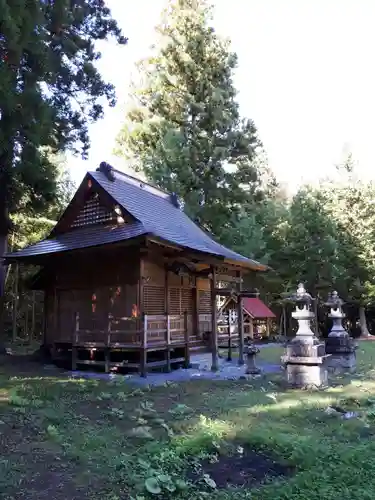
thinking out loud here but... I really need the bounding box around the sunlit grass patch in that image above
[2,342,375,498]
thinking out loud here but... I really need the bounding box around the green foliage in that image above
[116,0,262,238]
[0,0,126,226]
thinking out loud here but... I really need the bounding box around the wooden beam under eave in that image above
[210,266,219,372]
[224,258,269,272]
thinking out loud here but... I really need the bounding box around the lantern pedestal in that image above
[282,338,330,388]
[281,285,330,389]
[324,292,356,374]
[325,337,356,374]
[244,345,261,375]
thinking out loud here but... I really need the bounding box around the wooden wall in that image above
[45,249,214,345]
[45,248,140,344]
[142,258,211,316]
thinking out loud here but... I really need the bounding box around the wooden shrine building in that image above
[219,296,276,339]
[5,162,268,376]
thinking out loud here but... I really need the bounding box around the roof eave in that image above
[223,258,269,272]
[3,233,149,264]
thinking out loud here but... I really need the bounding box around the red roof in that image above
[242,298,275,319]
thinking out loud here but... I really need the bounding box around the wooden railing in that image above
[70,312,194,376]
[72,312,191,349]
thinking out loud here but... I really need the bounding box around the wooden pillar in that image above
[25,307,29,341]
[72,312,79,371]
[139,257,146,376]
[266,317,270,338]
[184,311,190,368]
[165,267,170,315]
[31,291,36,340]
[210,266,219,372]
[166,314,171,372]
[104,313,111,373]
[165,267,171,372]
[53,288,58,338]
[237,271,244,365]
[12,262,19,342]
[227,308,232,361]
[42,292,47,347]
[282,303,287,336]
[138,258,144,315]
[193,281,199,337]
[140,314,147,377]
[249,318,254,339]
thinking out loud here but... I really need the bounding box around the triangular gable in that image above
[218,296,275,319]
[70,191,118,229]
[50,174,137,237]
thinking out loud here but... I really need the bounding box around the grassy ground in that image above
[1,343,375,499]
[219,344,283,365]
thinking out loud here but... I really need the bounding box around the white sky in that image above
[67,0,375,192]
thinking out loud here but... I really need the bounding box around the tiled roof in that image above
[7,221,147,258]
[90,170,266,270]
[5,165,267,270]
[242,298,276,319]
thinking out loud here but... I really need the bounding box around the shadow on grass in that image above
[2,343,375,499]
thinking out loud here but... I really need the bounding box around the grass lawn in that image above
[219,344,283,365]
[1,343,375,499]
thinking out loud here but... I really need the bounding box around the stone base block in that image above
[284,362,328,389]
[326,352,356,374]
[246,366,262,375]
[286,341,326,358]
[326,336,355,351]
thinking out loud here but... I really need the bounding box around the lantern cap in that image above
[287,283,314,304]
[324,290,345,308]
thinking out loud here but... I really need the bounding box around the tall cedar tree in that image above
[116,0,261,238]
[0,1,127,315]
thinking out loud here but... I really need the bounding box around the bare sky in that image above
[67,0,375,191]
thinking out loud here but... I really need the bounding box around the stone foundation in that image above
[282,340,330,389]
[284,361,329,388]
[325,336,356,374]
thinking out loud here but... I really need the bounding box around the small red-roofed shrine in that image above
[219,296,275,339]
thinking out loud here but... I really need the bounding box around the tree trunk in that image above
[0,128,15,347]
[359,305,371,337]
[0,233,8,353]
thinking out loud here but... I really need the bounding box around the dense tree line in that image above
[116,0,375,336]
[0,0,127,336]
[3,0,374,339]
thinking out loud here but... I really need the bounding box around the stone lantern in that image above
[244,342,261,375]
[324,291,356,373]
[281,283,330,388]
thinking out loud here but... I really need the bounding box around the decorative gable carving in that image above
[70,193,119,229]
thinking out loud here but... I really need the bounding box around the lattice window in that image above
[143,286,165,315]
[181,287,193,314]
[169,287,181,315]
[70,194,118,229]
[198,290,211,314]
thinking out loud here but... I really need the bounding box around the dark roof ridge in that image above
[94,162,171,201]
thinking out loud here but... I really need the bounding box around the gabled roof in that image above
[243,298,275,319]
[220,296,275,319]
[5,164,268,271]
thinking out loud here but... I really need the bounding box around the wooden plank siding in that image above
[46,251,213,347]
[44,249,217,376]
